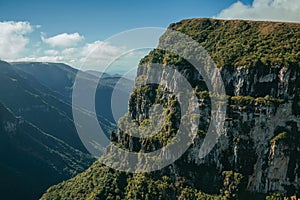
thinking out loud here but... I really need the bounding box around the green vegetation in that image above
[170,18,300,69]
[196,90,210,99]
[265,192,282,200]
[270,130,299,147]
[42,162,263,200]
[270,131,288,145]
[125,174,176,200]
[220,171,245,200]
[254,96,285,106]
[141,19,300,70]
[229,95,285,112]
[127,84,182,150]
[41,161,230,200]
[231,95,284,106]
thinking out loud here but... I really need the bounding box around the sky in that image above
[0,0,300,73]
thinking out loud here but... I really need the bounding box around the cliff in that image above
[41,18,300,199]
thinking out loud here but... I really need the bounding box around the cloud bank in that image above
[41,32,84,47]
[17,40,125,70]
[218,0,300,22]
[79,41,124,68]
[0,21,33,59]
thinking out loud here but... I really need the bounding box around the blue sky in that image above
[0,0,299,73]
[0,0,252,41]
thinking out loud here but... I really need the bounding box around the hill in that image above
[0,102,94,199]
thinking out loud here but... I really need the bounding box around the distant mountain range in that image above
[10,61,134,124]
[0,60,133,199]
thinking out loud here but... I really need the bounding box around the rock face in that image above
[41,18,300,199]
[118,61,299,196]
[117,19,300,196]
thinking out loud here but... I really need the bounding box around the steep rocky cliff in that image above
[41,18,300,199]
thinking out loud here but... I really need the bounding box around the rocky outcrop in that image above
[115,19,300,197]
[117,61,299,197]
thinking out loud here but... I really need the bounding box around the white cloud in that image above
[79,41,125,69]
[217,0,300,22]
[0,21,33,59]
[0,22,130,71]
[17,40,125,70]
[61,48,77,55]
[41,32,84,47]
[81,41,123,58]
[14,55,65,63]
[44,49,59,56]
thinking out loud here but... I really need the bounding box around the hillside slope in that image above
[0,60,127,199]
[0,102,94,199]
[11,62,134,124]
